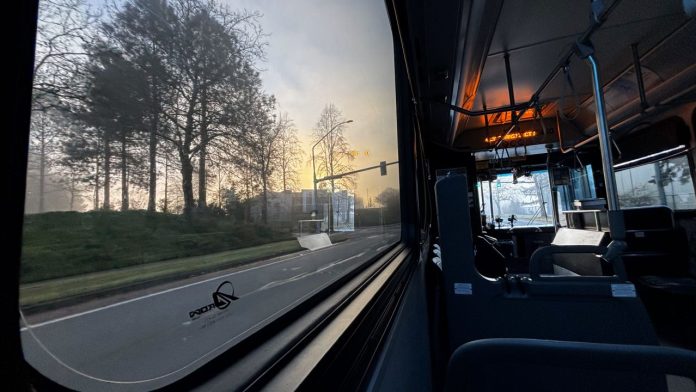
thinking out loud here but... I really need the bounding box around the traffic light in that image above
[380,161,387,176]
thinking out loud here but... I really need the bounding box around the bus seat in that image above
[618,207,696,348]
[637,275,696,349]
[551,228,608,246]
[623,206,689,277]
[529,244,609,278]
[531,228,609,276]
[435,173,658,354]
[445,338,696,392]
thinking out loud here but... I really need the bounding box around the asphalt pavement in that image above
[20,226,399,391]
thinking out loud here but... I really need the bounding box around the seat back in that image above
[541,228,609,276]
[435,173,658,354]
[623,206,689,276]
[445,338,696,392]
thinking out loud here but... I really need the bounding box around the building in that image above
[249,189,355,233]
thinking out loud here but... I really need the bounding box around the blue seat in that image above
[445,338,696,392]
[435,172,658,354]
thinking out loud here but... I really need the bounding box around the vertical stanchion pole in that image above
[581,44,625,242]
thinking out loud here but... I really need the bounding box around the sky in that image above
[27,0,401,212]
[231,0,400,201]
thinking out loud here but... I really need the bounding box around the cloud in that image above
[229,0,399,195]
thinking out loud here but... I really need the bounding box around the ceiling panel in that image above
[454,0,690,140]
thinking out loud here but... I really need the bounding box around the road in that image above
[20,226,399,391]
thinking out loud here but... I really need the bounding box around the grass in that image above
[21,210,293,284]
[20,239,302,307]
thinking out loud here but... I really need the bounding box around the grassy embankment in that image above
[20,211,301,307]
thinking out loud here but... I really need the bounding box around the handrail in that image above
[437,0,624,149]
[556,110,600,154]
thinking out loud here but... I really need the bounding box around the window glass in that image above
[20,0,399,389]
[570,164,596,201]
[481,170,555,227]
[616,154,696,210]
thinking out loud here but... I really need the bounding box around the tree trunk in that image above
[198,142,207,209]
[261,170,268,224]
[180,88,198,216]
[120,133,129,211]
[217,167,222,206]
[180,151,195,216]
[655,162,668,206]
[38,127,46,213]
[244,164,251,223]
[69,176,76,211]
[198,87,208,209]
[329,179,335,232]
[147,113,158,212]
[94,151,100,211]
[533,176,547,220]
[163,153,168,213]
[104,138,111,210]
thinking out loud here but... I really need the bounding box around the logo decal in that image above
[188,280,239,319]
[212,281,238,309]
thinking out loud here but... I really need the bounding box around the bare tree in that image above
[161,1,264,215]
[311,103,355,230]
[28,112,60,212]
[228,149,259,222]
[27,0,96,212]
[33,0,97,112]
[61,122,104,210]
[230,93,279,224]
[311,104,355,190]
[100,0,266,216]
[103,0,173,213]
[274,113,304,192]
[77,43,150,211]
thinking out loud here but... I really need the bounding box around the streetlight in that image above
[311,119,353,232]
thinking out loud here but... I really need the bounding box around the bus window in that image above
[19,0,400,390]
[570,164,597,201]
[616,155,696,210]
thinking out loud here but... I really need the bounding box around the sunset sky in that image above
[234,0,401,202]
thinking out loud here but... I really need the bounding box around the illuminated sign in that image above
[349,150,370,158]
[484,130,538,143]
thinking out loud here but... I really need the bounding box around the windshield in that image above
[480,170,557,228]
[20,0,400,390]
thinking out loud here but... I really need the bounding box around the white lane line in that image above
[314,252,365,274]
[20,239,371,331]
[253,252,366,293]
[367,235,380,239]
[376,244,391,252]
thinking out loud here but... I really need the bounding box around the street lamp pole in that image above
[311,119,353,232]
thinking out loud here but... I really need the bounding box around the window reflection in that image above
[616,155,696,210]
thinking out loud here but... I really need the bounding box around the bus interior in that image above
[7,0,696,391]
[382,0,696,390]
